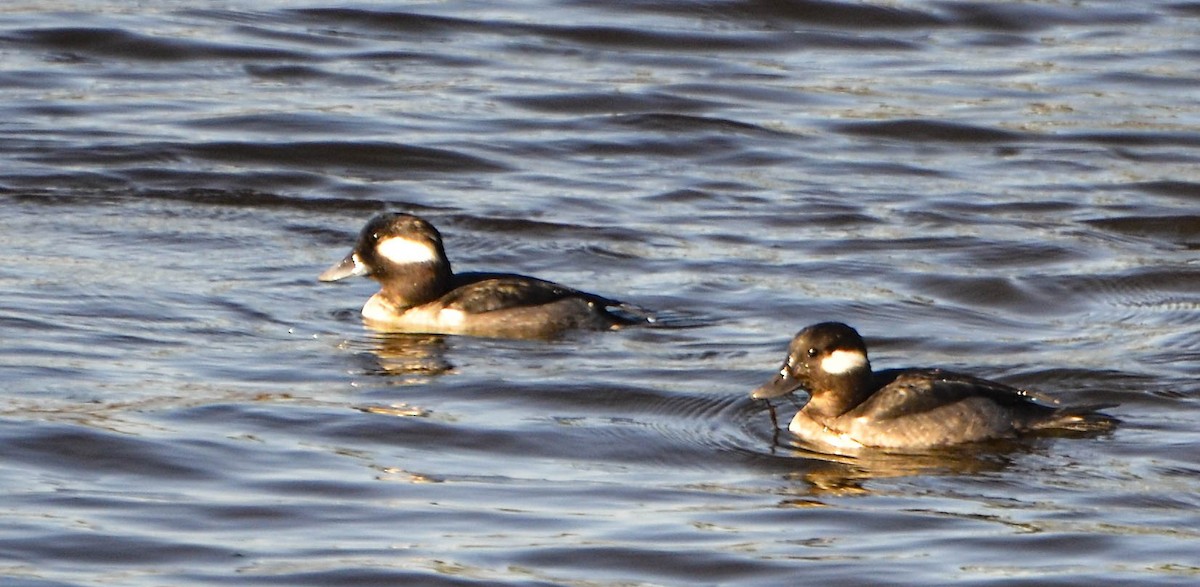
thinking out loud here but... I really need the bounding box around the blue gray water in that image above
[2,1,1199,585]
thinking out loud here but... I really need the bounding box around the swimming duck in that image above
[319,212,652,338]
[752,322,1117,451]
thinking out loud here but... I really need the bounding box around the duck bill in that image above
[751,372,804,400]
[318,252,370,282]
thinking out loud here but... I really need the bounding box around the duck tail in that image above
[1039,403,1120,433]
[606,301,709,329]
[606,301,657,324]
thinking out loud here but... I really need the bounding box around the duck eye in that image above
[806,348,819,358]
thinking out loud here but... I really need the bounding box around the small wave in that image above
[833,119,1024,143]
[8,27,305,61]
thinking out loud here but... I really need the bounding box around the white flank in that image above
[375,237,440,265]
[820,349,868,375]
[438,308,466,327]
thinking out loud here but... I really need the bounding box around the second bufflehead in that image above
[752,322,1117,452]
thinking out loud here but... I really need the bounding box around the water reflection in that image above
[779,443,1019,498]
[362,332,454,377]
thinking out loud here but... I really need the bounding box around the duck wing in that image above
[851,368,1063,422]
[442,272,660,326]
[441,273,590,314]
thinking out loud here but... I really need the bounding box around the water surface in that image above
[2,1,1200,585]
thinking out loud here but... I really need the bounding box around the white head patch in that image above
[820,349,868,375]
[375,237,440,265]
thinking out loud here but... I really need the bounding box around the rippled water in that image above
[3,1,1200,585]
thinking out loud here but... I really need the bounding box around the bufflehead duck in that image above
[319,212,653,338]
[752,322,1117,452]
